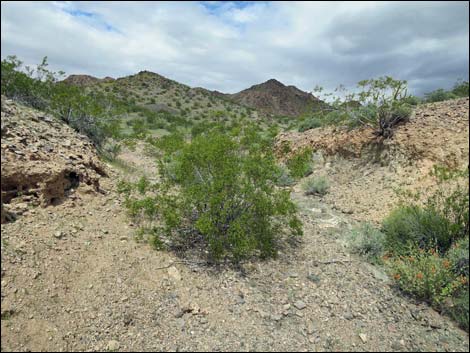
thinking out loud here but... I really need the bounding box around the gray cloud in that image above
[1,1,468,96]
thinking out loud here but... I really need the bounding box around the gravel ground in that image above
[1,157,469,351]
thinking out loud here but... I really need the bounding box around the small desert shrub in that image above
[386,249,466,306]
[302,176,329,196]
[382,205,453,255]
[286,148,313,179]
[445,288,469,331]
[102,141,122,160]
[424,89,457,103]
[446,237,469,277]
[346,223,385,262]
[298,117,322,132]
[275,165,296,187]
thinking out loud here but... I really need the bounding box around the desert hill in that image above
[228,78,324,117]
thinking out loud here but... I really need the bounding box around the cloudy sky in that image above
[1,1,468,95]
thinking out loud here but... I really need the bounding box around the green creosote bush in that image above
[302,176,329,196]
[126,128,303,263]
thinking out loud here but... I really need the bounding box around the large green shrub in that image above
[125,129,302,263]
[424,80,469,103]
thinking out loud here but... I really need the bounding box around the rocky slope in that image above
[229,79,324,117]
[276,98,469,222]
[1,97,107,223]
[63,74,115,86]
[1,97,468,351]
[64,71,258,122]
[63,71,325,120]
[2,140,468,352]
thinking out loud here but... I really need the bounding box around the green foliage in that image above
[446,288,469,331]
[452,80,469,97]
[346,223,385,262]
[302,176,329,196]
[298,117,322,132]
[126,128,302,263]
[446,237,469,277]
[151,132,185,155]
[383,166,468,330]
[275,165,296,187]
[382,205,453,255]
[424,80,469,103]
[1,55,123,148]
[386,249,465,306]
[286,148,313,179]
[136,176,150,195]
[309,76,413,137]
[424,89,457,103]
[102,141,122,160]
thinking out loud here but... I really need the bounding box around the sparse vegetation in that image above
[424,80,469,103]
[380,166,469,330]
[302,176,329,196]
[345,223,385,263]
[1,55,124,148]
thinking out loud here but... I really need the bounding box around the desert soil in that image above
[1,141,469,352]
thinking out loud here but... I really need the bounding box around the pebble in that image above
[106,340,120,351]
[294,300,307,310]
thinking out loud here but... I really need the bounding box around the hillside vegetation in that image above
[1,54,469,351]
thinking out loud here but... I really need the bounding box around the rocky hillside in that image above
[228,79,324,117]
[0,96,107,223]
[64,71,258,121]
[276,97,469,223]
[63,74,115,86]
[63,71,326,120]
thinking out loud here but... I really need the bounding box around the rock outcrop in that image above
[1,97,107,223]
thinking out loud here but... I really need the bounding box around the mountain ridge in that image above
[62,72,323,118]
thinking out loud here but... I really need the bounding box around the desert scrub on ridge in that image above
[122,127,303,263]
